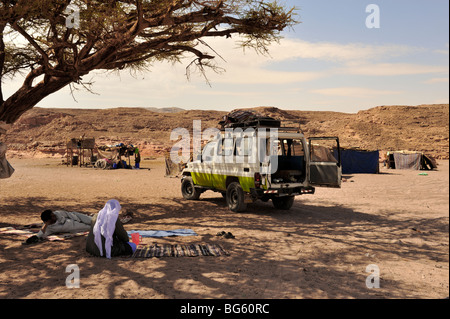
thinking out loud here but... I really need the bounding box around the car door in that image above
[191,140,216,187]
[307,137,342,188]
[211,135,235,191]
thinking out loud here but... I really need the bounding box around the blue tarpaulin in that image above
[334,149,379,174]
[127,229,198,238]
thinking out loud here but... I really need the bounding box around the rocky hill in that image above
[2,104,449,160]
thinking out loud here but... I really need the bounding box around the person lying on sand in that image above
[37,210,93,239]
[85,199,136,259]
[25,209,93,244]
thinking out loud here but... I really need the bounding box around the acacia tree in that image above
[0,0,296,124]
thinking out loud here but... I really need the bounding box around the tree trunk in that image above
[0,77,72,124]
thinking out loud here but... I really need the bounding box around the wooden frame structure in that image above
[66,137,96,167]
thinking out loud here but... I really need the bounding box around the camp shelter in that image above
[386,151,437,170]
[66,137,96,167]
[96,143,139,169]
[333,148,380,174]
[164,148,191,177]
[164,156,185,177]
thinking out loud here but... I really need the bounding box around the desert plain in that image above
[0,156,448,299]
[0,104,449,299]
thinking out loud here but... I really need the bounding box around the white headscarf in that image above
[93,199,121,259]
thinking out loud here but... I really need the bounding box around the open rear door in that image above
[308,137,341,188]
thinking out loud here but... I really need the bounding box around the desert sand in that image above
[0,157,448,299]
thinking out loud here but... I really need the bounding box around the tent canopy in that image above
[334,148,379,174]
[386,151,437,170]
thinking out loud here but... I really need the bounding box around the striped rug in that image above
[131,243,229,258]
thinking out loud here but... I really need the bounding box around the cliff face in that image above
[2,104,449,159]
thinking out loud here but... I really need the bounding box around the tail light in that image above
[254,173,262,188]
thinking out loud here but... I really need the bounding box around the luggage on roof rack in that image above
[219,110,281,129]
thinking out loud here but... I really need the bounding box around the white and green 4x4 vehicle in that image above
[181,125,341,212]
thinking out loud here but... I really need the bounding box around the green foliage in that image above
[0,0,298,123]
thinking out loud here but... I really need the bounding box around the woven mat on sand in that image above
[131,243,229,258]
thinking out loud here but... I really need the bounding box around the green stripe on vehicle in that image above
[191,172,259,193]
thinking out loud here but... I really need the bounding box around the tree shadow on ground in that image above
[0,195,448,299]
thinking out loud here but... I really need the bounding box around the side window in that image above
[224,138,234,157]
[310,143,338,163]
[292,140,304,156]
[259,138,273,158]
[271,139,281,156]
[202,141,217,162]
[276,139,304,157]
[235,137,253,156]
[218,136,234,157]
[275,139,289,156]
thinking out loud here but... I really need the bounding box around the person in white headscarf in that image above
[85,199,136,258]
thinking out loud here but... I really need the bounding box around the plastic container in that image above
[131,233,142,245]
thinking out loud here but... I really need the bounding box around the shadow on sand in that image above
[0,195,448,299]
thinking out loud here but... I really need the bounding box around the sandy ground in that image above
[0,157,448,299]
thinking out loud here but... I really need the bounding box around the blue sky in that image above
[3,0,449,113]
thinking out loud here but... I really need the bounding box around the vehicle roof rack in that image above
[221,117,281,129]
[219,115,305,135]
[278,127,302,133]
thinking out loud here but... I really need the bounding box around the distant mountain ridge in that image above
[144,107,185,113]
[3,104,449,160]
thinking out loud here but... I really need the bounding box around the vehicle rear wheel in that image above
[181,176,201,200]
[226,182,247,212]
[272,196,295,210]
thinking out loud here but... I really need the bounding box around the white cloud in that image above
[435,43,449,55]
[2,35,447,112]
[312,87,403,98]
[210,68,324,84]
[261,38,417,63]
[199,36,422,66]
[424,77,449,84]
[191,37,437,85]
[343,63,449,76]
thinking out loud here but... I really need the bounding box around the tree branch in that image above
[128,0,144,36]
[0,0,297,124]
[11,21,51,70]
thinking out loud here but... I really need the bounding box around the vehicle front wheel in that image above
[181,176,201,200]
[272,196,295,210]
[226,182,247,212]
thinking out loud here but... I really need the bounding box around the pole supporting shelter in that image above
[66,137,96,167]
